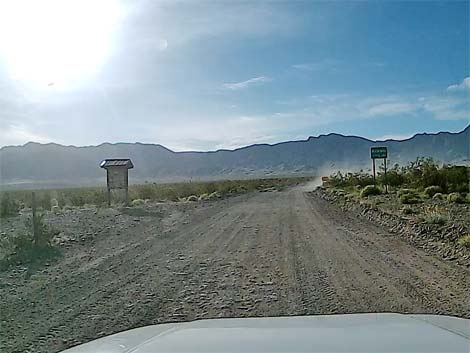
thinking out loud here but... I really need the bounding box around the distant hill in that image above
[1,126,468,189]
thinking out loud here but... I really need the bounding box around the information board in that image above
[107,167,128,189]
[371,147,388,159]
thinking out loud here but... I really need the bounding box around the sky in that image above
[0,0,468,151]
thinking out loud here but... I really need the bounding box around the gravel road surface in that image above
[1,187,469,352]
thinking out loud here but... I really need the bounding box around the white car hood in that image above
[62,313,470,353]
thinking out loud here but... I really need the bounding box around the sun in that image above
[0,0,123,89]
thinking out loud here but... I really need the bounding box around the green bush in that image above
[447,192,465,204]
[330,171,374,188]
[39,192,52,210]
[444,165,469,193]
[378,164,405,187]
[208,191,221,200]
[327,160,467,200]
[457,235,470,248]
[131,199,145,207]
[69,192,86,207]
[401,207,415,215]
[400,193,420,204]
[198,193,209,201]
[397,188,417,197]
[360,185,381,197]
[0,213,60,269]
[424,185,442,198]
[397,158,469,192]
[90,190,108,205]
[432,193,444,200]
[424,212,447,225]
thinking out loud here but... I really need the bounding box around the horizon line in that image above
[1,124,468,154]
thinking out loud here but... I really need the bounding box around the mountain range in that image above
[1,126,468,189]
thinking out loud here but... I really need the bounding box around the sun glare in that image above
[0,0,122,89]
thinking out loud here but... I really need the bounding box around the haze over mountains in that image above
[0,126,468,189]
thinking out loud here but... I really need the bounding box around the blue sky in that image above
[0,0,468,150]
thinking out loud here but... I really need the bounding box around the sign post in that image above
[384,158,388,193]
[370,147,388,189]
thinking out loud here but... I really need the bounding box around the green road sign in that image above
[371,146,388,159]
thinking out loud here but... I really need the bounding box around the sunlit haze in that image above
[0,0,122,88]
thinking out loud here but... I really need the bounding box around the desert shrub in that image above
[90,190,108,205]
[327,160,466,197]
[400,193,420,204]
[360,185,381,197]
[187,195,198,202]
[43,195,53,210]
[443,165,469,193]
[457,235,470,248]
[400,159,469,192]
[423,212,447,225]
[69,192,86,207]
[432,193,444,200]
[447,192,465,204]
[0,178,309,212]
[397,188,418,197]
[0,193,20,218]
[198,193,209,201]
[208,191,221,199]
[401,207,415,215]
[330,171,374,188]
[424,186,442,198]
[379,169,405,187]
[401,158,444,189]
[131,199,145,207]
[0,213,60,269]
[163,187,180,201]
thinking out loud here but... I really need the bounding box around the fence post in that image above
[372,158,376,184]
[32,192,39,246]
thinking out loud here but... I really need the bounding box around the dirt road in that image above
[1,187,470,352]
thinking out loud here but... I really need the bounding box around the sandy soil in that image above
[1,187,469,353]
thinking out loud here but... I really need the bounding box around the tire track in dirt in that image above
[26,202,252,351]
[304,193,470,317]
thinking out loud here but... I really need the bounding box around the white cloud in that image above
[276,92,468,126]
[143,114,282,151]
[223,76,271,90]
[0,124,53,147]
[419,96,469,120]
[375,133,415,141]
[366,102,417,116]
[447,77,470,91]
[291,59,341,72]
